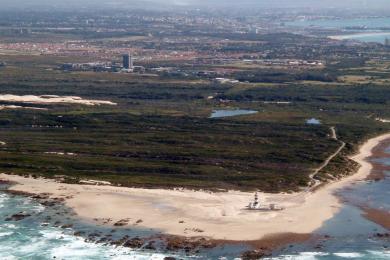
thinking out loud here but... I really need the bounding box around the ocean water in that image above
[332,33,390,44]
[0,192,181,260]
[288,17,390,43]
[288,17,390,29]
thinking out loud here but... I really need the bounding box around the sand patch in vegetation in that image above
[0,105,48,111]
[0,94,117,106]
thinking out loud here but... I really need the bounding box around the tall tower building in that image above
[123,53,134,69]
[123,54,130,69]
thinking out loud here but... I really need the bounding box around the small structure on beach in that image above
[246,192,284,211]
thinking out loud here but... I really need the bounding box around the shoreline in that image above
[329,31,390,40]
[1,133,390,242]
[366,138,390,181]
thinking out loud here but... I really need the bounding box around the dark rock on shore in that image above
[31,193,51,200]
[123,237,145,248]
[241,249,271,260]
[5,190,35,197]
[5,212,32,221]
[61,224,73,229]
[97,237,110,243]
[110,235,130,246]
[374,233,390,239]
[114,218,130,226]
[165,236,216,253]
[163,257,176,260]
[88,232,102,239]
[0,179,11,185]
[144,241,156,250]
[40,200,58,207]
[74,231,86,237]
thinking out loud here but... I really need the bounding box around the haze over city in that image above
[1,0,390,10]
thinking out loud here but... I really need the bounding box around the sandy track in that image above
[308,127,346,188]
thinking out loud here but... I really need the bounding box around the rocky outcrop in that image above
[113,218,130,226]
[123,237,145,248]
[5,212,32,221]
[165,236,216,253]
[373,233,390,239]
[241,249,271,260]
[110,235,129,246]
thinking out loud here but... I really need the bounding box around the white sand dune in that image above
[0,94,117,106]
[0,105,48,111]
[376,118,390,123]
[44,152,77,156]
[1,133,390,240]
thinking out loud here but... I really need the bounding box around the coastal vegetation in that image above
[0,54,389,192]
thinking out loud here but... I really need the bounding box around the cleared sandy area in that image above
[0,105,48,111]
[1,133,390,241]
[0,94,117,106]
[44,152,77,156]
[376,118,390,123]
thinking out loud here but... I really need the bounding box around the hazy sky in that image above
[0,0,388,10]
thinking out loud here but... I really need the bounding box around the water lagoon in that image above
[306,118,321,125]
[210,109,258,118]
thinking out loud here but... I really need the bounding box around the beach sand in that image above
[1,133,390,241]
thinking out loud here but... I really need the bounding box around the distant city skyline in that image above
[1,0,390,11]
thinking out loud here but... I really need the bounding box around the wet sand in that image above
[355,138,390,230]
[366,138,390,181]
[361,207,390,230]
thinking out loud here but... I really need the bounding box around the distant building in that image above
[385,38,390,47]
[215,78,239,84]
[122,53,134,69]
[130,55,134,69]
[60,62,114,72]
[123,54,129,69]
[133,66,145,73]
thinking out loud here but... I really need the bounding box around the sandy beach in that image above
[1,133,390,241]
